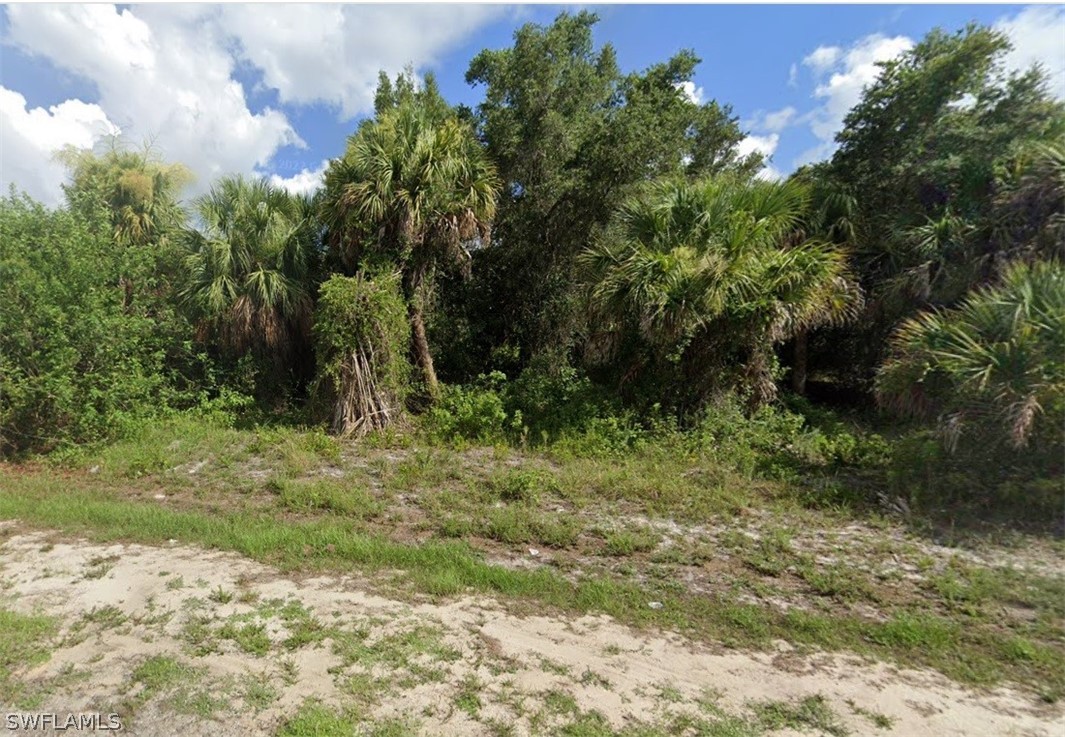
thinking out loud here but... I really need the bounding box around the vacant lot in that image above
[1,421,1062,736]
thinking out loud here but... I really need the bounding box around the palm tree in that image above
[180,176,318,382]
[58,139,192,249]
[581,176,862,409]
[57,140,193,310]
[876,259,1065,452]
[320,102,499,398]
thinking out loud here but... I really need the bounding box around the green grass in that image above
[271,477,383,519]
[0,608,56,705]
[602,526,659,556]
[0,469,1061,697]
[127,653,227,717]
[751,694,848,737]
[4,417,1065,704]
[277,699,359,737]
[242,673,279,711]
[131,654,195,696]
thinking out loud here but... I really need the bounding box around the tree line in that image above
[2,13,1061,513]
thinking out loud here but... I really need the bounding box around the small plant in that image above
[603,527,659,556]
[208,586,233,604]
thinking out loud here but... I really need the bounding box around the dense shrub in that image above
[876,261,1064,512]
[426,379,510,443]
[313,271,411,437]
[0,194,194,454]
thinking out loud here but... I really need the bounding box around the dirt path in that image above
[0,527,1059,736]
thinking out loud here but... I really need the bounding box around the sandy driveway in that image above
[0,527,1059,736]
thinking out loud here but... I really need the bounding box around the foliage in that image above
[0,194,188,454]
[57,139,192,250]
[313,271,411,437]
[581,176,861,409]
[439,11,760,377]
[815,24,1065,386]
[877,260,1064,457]
[321,95,499,397]
[180,175,320,397]
[425,375,509,444]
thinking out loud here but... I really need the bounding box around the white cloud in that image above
[1,4,505,205]
[219,5,510,118]
[0,87,119,204]
[786,33,914,168]
[756,165,784,182]
[268,159,330,196]
[802,45,842,74]
[765,107,797,132]
[4,5,301,203]
[788,63,799,88]
[788,5,1065,170]
[737,133,779,160]
[676,81,705,105]
[808,34,915,144]
[995,5,1065,98]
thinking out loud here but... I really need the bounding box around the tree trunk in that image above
[745,341,777,411]
[409,301,438,397]
[792,329,808,395]
[403,265,439,399]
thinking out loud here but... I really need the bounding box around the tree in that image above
[320,100,499,398]
[57,139,192,250]
[581,177,861,411]
[0,194,180,453]
[819,24,1065,388]
[450,11,760,377]
[877,260,1064,453]
[180,176,319,393]
[56,139,193,313]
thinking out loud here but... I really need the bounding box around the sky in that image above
[1,4,1063,206]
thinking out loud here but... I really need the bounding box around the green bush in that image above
[313,271,411,437]
[0,193,195,454]
[424,372,509,442]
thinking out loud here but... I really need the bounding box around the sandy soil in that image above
[0,526,1060,737]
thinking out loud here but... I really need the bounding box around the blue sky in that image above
[2,4,1062,204]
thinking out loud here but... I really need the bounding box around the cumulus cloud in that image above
[802,45,842,74]
[736,132,783,181]
[0,87,119,204]
[219,5,510,118]
[4,4,301,203]
[789,5,1065,169]
[995,5,1065,98]
[737,133,780,160]
[268,159,330,196]
[789,33,914,167]
[1,4,504,204]
[746,106,796,134]
[808,34,915,144]
[675,81,706,105]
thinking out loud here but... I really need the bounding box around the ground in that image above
[0,421,1062,735]
[0,528,1058,737]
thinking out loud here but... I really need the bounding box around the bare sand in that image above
[0,527,1059,736]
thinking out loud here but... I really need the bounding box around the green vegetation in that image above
[0,609,56,705]
[313,271,411,436]
[0,10,1062,731]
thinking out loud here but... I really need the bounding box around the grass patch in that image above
[0,467,1062,696]
[278,699,358,737]
[752,694,848,737]
[270,477,382,519]
[0,609,56,706]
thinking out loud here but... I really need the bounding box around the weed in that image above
[752,694,848,737]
